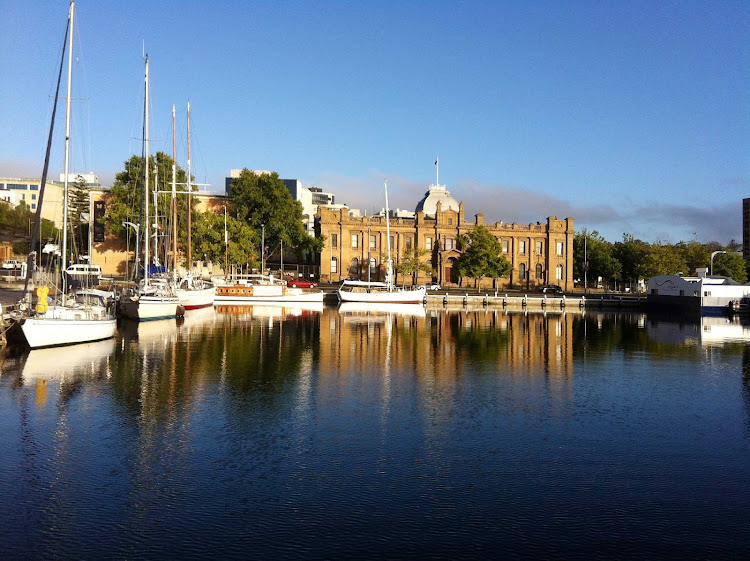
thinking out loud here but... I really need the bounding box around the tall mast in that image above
[435,156,439,186]
[384,179,393,287]
[171,104,177,273]
[187,102,192,272]
[143,54,150,283]
[61,0,75,304]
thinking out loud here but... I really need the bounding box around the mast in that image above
[60,0,75,305]
[384,179,393,288]
[187,102,192,273]
[172,104,177,274]
[143,54,150,283]
[435,156,439,186]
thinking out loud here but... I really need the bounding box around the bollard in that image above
[522,294,527,307]
[443,295,448,306]
[542,295,546,308]
[463,293,468,306]
[483,294,488,306]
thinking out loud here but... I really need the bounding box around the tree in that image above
[105,152,193,248]
[227,169,323,262]
[192,210,258,270]
[394,247,432,286]
[574,229,621,288]
[641,242,688,279]
[0,200,57,255]
[713,252,747,283]
[613,234,650,290]
[454,225,511,289]
[67,174,90,262]
[676,239,710,276]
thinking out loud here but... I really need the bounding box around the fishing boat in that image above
[337,180,426,304]
[214,274,325,303]
[6,1,117,349]
[118,54,183,321]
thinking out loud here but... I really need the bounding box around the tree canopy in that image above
[0,200,57,255]
[395,247,433,286]
[454,225,512,288]
[227,169,323,261]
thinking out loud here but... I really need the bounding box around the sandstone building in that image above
[316,182,574,290]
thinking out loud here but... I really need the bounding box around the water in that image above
[1,306,749,560]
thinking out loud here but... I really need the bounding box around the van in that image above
[66,264,102,277]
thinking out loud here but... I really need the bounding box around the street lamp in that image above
[710,251,726,276]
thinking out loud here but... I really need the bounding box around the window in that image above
[502,240,509,253]
[536,264,543,280]
[519,263,526,279]
[350,258,359,275]
[426,259,432,267]
[351,234,359,248]
[536,241,543,255]
[31,194,36,200]
[448,218,453,225]
[519,241,526,254]
[389,236,395,250]
[331,257,338,273]
[443,238,454,250]
[405,236,412,250]
[556,264,563,281]
[556,242,564,256]
[425,237,433,251]
[369,235,377,249]
[331,234,338,248]
[369,257,376,272]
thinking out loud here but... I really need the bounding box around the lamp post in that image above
[261,223,265,274]
[710,251,726,276]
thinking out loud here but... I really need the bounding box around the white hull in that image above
[214,291,324,303]
[337,285,426,304]
[13,305,117,349]
[119,295,182,321]
[175,285,215,310]
[338,302,426,317]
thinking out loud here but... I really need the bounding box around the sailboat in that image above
[118,54,183,321]
[171,103,215,310]
[6,1,117,349]
[337,180,427,304]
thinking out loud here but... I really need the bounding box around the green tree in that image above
[67,174,90,262]
[574,229,621,288]
[454,225,511,289]
[613,234,650,290]
[106,153,193,249]
[192,210,257,270]
[641,242,688,279]
[394,246,432,286]
[0,200,57,255]
[676,239,710,276]
[713,252,747,283]
[227,169,323,262]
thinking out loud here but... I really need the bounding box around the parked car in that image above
[286,277,317,288]
[1,259,22,270]
[541,284,563,294]
[420,283,441,291]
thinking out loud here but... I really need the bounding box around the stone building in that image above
[316,182,574,290]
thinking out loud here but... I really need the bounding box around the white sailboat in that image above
[7,1,117,349]
[337,180,426,304]
[118,54,183,321]
[171,103,215,309]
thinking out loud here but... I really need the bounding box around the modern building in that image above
[316,181,575,290]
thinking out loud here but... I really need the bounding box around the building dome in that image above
[415,184,459,216]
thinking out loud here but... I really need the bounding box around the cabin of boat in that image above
[214,274,324,302]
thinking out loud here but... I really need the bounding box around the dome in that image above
[415,184,460,216]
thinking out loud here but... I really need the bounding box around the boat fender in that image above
[36,286,49,314]
[176,304,186,317]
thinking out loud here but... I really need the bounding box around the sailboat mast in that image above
[187,102,192,272]
[384,179,393,287]
[172,104,177,273]
[61,0,75,304]
[143,55,150,283]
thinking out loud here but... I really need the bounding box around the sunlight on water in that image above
[1,307,749,559]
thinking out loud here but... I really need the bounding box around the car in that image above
[541,284,563,294]
[286,277,317,288]
[1,259,22,270]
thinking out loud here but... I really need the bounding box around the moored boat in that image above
[214,274,324,303]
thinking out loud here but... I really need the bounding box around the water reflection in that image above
[2,308,750,559]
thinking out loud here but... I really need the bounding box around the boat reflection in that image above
[21,338,117,381]
[647,314,750,346]
[337,302,426,319]
[215,301,324,319]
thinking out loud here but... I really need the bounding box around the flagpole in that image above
[435,156,439,185]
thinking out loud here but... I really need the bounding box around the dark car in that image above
[286,278,317,288]
[541,284,563,294]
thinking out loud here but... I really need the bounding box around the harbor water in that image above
[1,305,749,559]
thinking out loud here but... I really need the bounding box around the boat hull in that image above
[214,292,325,303]
[337,287,426,304]
[8,311,117,349]
[175,285,215,310]
[119,295,183,321]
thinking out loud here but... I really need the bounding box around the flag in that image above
[435,157,439,165]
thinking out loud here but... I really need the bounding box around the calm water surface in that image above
[1,305,749,559]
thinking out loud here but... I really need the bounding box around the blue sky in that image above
[1,0,748,244]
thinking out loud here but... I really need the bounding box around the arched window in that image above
[331,257,338,274]
[519,263,526,280]
[536,263,543,280]
[350,257,359,275]
[556,264,564,281]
